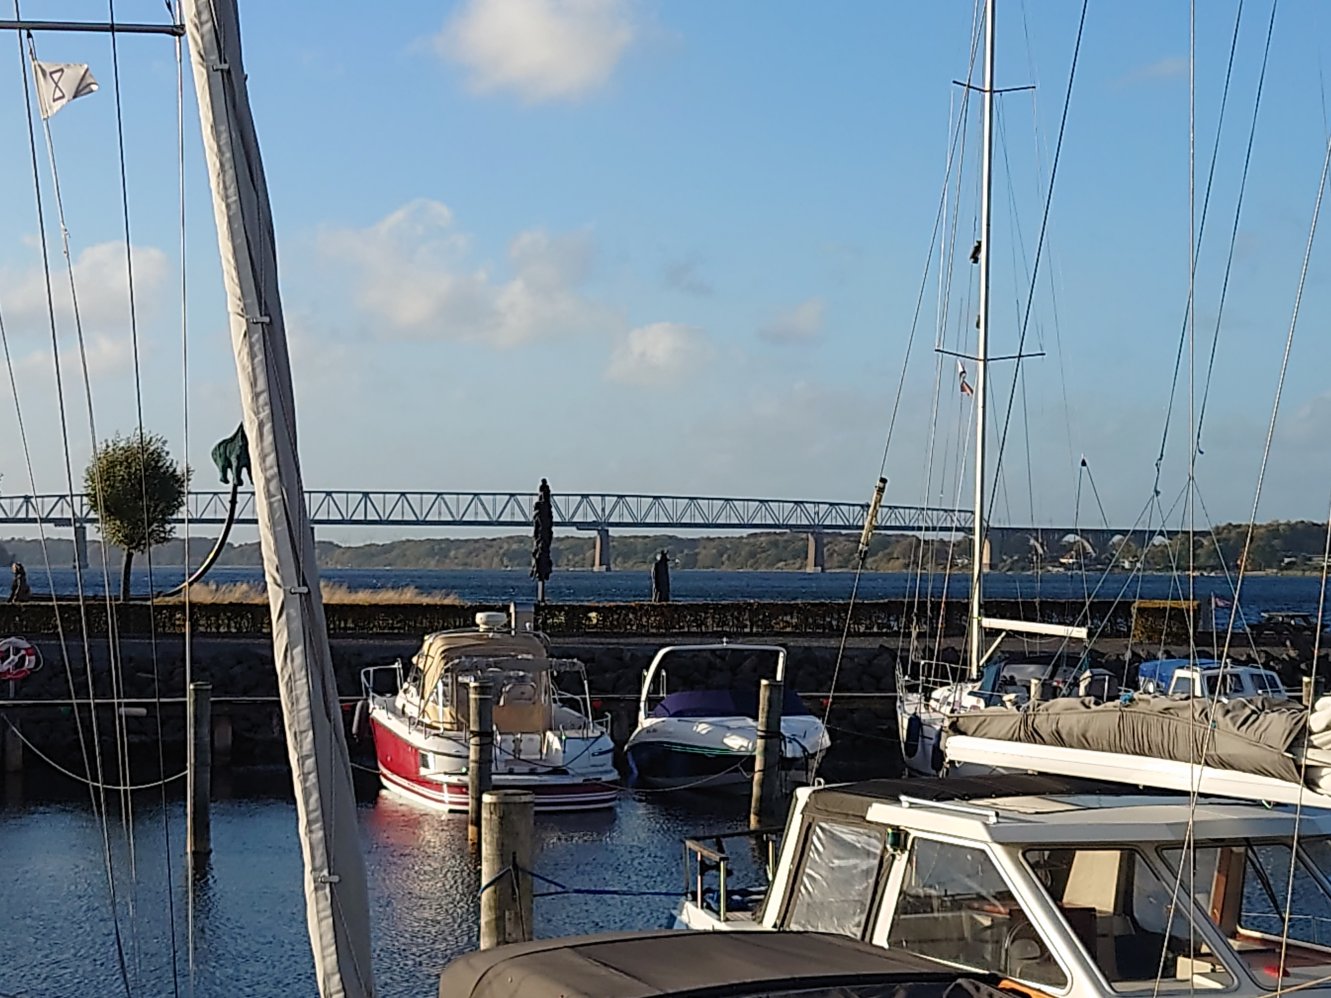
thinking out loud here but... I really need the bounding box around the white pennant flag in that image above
[31,60,99,119]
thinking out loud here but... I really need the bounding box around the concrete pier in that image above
[805,532,826,573]
[592,527,612,572]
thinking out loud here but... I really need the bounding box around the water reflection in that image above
[0,771,748,997]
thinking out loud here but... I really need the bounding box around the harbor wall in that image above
[0,598,1313,786]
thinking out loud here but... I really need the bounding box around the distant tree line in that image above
[4,520,1331,575]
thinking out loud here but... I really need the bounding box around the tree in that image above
[84,431,189,600]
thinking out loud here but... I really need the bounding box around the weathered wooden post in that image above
[1029,677,1045,705]
[749,678,784,830]
[187,681,212,856]
[1303,675,1325,706]
[480,789,534,949]
[468,679,494,849]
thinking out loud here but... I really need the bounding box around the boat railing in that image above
[683,826,783,922]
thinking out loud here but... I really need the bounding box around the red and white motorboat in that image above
[360,612,619,812]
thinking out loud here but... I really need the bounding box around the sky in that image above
[3,0,1331,543]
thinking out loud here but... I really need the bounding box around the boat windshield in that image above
[887,838,1067,988]
[1159,838,1331,989]
[1021,846,1233,992]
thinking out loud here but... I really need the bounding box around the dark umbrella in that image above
[531,478,554,602]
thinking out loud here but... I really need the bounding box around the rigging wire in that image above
[986,0,1088,519]
[103,2,185,993]
[13,10,132,995]
[1148,0,1248,505]
[22,26,144,969]
[1196,0,1279,453]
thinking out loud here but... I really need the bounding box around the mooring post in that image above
[468,679,494,849]
[749,678,784,830]
[1029,677,1045,705]
[479,789,534,949]
[187,681,212,856]
[3,680,20,775]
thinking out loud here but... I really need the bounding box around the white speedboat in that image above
[675,770,1331,997]
[360,611,618,812]
[625,643,830,791]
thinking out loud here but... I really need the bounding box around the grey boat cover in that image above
[948,695,1308,785]
[438,930,1008,998]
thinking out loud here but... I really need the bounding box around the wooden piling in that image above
[468,679,494,849]
[479,789,534,949]
[187,681,212,856]
[749,678,784,830]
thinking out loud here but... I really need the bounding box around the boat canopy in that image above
[649,687,811,719]
[414,630,548,695]
[436,929,1009,998]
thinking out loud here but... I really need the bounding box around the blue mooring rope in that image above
[476,862,677,900]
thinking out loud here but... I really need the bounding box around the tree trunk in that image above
[120,549,134,602]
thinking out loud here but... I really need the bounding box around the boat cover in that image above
[437,929,1010,998]
[649,687,811,719]
[948,695,1308,785]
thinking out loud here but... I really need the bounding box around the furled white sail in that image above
[183,2,374,995]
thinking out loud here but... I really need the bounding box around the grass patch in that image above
[164,581,460,604]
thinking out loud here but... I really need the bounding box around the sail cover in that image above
[948,695,1308,785]
[184,2,374,994]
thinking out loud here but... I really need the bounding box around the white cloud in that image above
[1,241,169,335]
[1117,56,1188,87]
[758,298,823,344]
[318,198,615,346]
[434,0,634,103]
[606,322,713,386]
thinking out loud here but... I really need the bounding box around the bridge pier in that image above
[72,522,88,571]
[592,527,612,572]
[805,532,825,573]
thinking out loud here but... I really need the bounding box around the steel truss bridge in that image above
[0,490,971,533]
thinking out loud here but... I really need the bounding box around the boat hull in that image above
[626,740,818,793]
[368,714,619,813]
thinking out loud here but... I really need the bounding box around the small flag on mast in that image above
[31,60,99,119]
[957,360,974,397]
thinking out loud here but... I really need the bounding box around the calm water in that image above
[18,565,1331,616]
[0,772,757,998]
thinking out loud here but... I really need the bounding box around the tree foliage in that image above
[84,432,189,597]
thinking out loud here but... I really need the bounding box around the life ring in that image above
[903,713,922,759]
[0,637,42,683]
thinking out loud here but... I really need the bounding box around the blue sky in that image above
[3,0,1331,542]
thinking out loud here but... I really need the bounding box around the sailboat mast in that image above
[183,1,374,994]
[968,0,996,681]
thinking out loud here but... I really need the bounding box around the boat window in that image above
[888,839,1066,988]
[1171,675,1196,697]
[1161,841,1331,987]
[785,820,884,937]
[1024,847,1232,992]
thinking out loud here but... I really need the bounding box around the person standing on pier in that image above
[9,562,30,603]
[651,550,671,603]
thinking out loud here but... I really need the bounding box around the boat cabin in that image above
[678,775,1331,998]
[1136,659,1288,702]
